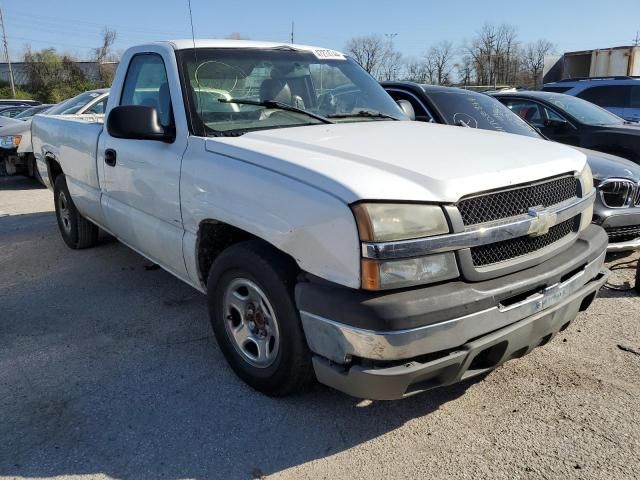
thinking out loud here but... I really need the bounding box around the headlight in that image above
[579,163,593,196]
[0,135,21,149]
[352,203,449,242]
[578,164,594,231]
[362,254,459,290]
[352,203,458,290]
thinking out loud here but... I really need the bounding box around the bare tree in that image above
[455,55,474,87]
[495,24,519,85]
[404,57,429,83]
[345,35,387,77]
[428,41,454,85]
[522,39,555,88]
[379,48,403,81]
[93,27,117,84]
[463,23,521,87]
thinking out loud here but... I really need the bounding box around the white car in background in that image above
[0,89,108,182]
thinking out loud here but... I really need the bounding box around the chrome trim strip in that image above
[362,189,595,260]
[300,251,607,364]
[607,236,640,252]
[597,178,639,209]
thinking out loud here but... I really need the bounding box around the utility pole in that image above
[384,33,398,49]
[633,32,640,47]
[290,21,294,44]
[0,5,15,97]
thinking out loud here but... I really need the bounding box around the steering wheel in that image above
[194,61,245,93]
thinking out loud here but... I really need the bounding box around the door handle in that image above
[104,148,117,167]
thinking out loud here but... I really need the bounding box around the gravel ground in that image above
[1,175,639,480]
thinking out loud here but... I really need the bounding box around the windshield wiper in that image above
[218,98,334,124]
[327,110,399,121]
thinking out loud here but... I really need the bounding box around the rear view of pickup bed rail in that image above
[32,39,609,400]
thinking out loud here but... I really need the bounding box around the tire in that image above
[207,240,314,396]
[54,174,99,249]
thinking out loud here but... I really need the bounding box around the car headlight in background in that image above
[352,203,458,290]
[0,135,21,149]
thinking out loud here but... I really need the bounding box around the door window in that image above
[85,97,107,114]
[385,89,433,121]
[503,100,545,128]
[503,99,568,129]
[121,54,173,128]
[630,86,640,109]
[577,85,630,108]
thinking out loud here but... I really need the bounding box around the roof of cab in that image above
[162,39,344,54]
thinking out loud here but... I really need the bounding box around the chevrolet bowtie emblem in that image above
[527,206,557,237]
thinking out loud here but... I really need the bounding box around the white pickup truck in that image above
[32,40,609,400]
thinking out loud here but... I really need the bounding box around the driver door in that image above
[99,52,189,279]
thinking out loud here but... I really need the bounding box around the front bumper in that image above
[297,225,609,400]
[596,209,640,252]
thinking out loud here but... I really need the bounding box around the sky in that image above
[2,0,639,62]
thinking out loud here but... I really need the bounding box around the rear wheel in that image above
[207,240,314,396]
[54,174,99,249]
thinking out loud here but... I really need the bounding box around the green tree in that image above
[23,47,94,102]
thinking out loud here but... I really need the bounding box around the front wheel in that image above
[207,241,314,396]
[54,174,99,249]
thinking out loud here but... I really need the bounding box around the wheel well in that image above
[196,221,260,285]
[46,156,63,184]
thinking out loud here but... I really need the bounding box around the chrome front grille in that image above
[455,174,584,273]
[598,178,640,209]
[457,174,579,226]
[470,216,579,267]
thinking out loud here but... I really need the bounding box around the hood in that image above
[598,123,640,136]
[0,119,31,136]
[574,147,640,182]
[205,121,587,204]
[0,116,21,129]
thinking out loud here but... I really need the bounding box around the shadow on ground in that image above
[0,175,46,191]
[0,209,481,479]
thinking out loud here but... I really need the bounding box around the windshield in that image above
[47,91,104,115]
[427,89,541,138]
[14,105,51,119]
[177,48,405,135]
[540,93,624,126]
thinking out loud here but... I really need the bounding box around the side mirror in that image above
[107,105,174,142]
[396,99,416,121]
[544,118,569,129]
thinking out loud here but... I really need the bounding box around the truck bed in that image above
[32,114,105,222]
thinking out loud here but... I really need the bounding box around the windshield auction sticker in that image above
[312,49,346,60]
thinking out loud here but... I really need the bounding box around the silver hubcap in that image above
[57,191,72,234]
[222,278,280,368]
